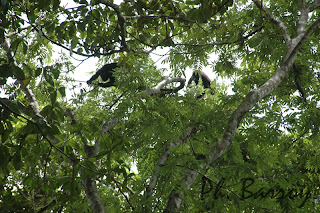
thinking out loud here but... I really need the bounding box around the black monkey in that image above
[87,63,118,87]
[293,63,307,102]
[187,71,213,98]
[187,71,212,89]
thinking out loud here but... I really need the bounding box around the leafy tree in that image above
[1,0,320,212]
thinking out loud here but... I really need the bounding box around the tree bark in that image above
[164,1,320,211]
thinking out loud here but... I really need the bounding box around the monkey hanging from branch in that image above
[87,63,118,87]
[293,63,307,103]
[187,71,214,98]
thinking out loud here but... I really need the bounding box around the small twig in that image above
[113,177,135,211]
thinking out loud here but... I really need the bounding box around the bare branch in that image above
[1,33,110,213]
[65,109,118,213]
[80,118,113,213]
[101,117,119,135]
[253,0,291,45]
[165,167,199,212]
[289,16,320,60]
[144,77,186,95]
[297,1,309,35]
[113,177,135,211]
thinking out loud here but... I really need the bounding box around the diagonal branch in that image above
[253,0,291,45]
[309,0,320,11]
[32,25,98,57]
[1,37,42,118]
[207,16,320,174]
[164,12,320,213]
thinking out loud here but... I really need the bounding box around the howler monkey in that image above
[187,71,213,98]
[87,63,118,87]
[187,71,211,89]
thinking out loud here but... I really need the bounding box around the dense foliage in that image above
[1,0,320,212]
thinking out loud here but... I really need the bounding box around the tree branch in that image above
[309,0,320,11]
[32,25,98,57]
[253,0,291,45]
[173,26,263,47]
[82,177,106,213]
[207,15,320,176]
[6,24,32,38]
[164,11,320,213]
[1,33,110,213]
[96,0,131,51]
[113,177,135,211]
[65,109,119,213]
[145,127,194,201]
[144,77,186,95]
[1,37,44,120]
[297,1,309,35]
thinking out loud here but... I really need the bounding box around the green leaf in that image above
[44,70,54,86]
[77,48,84,54]
[12,151,22,170]
[64,145,73,156]
[10,38,22,52]
[0,145,10,173]
[68,22,77,38]
[0,65,11,77]
[71,38,78,49]
[35,68,42,77]
[22,40,28,54]
[28,11,36,23]
[49,124,61,135]
[23,176,35,188]
[12,65,25,80]
[50,90,57,103]
[58,86,66,97]
[80,0,87,4]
